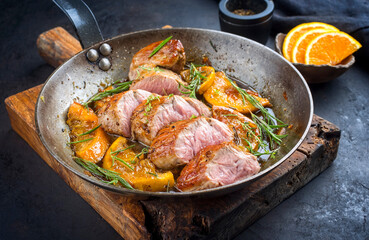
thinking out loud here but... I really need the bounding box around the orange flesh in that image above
[203,72,271,113]
[66,102,110,163]
[103,137,175,191]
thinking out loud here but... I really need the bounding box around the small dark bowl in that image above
[275,33,355,84]
[219,0,274,45]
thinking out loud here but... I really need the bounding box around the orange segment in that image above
[203,71,271,113]
[197,66,215,94]
[282,22,339,62]
[305,32,362,65]
[291,29,337,63]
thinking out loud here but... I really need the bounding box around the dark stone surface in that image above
[0,0,368,239]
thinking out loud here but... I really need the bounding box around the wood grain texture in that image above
[5,86,340,239]
[5,85,151,240]
[36,27,82,68]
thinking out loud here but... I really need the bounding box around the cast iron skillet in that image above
[35,0,313,198]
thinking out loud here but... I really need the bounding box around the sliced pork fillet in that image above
[131,95,211,145]
[148,117,233,170]
[96,89,154,137]
[128,39,186,80]
[129,66,186,95]
[176,142,260,192]
[212,106,260,152]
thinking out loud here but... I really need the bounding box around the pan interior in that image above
[35,28,312,197]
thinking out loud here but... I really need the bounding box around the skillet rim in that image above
[35,27,314,198]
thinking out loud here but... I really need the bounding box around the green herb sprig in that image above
[67,137,94,145]
[110,144,136,167]
[178,63,206,99]
[73,157,133,189]
[78,124,101,136]
[146,172,158,178]
[149,36,173,57]
[131,147,148,164]
[226,77,286,125]
[111,155,134,171]
[83,81,132,107]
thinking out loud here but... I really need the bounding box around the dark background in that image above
[0,0,368,239]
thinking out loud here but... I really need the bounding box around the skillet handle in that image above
[53,0,103,49]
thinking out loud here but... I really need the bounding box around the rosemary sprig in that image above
[251,113,288,148]
[146,172,158,178]
[67,137,94,145]
[131,147,148,164]
[178,63,205,99]
[73,157,134,190]
[110,144,135,166]
[226,76,285,125]
[110,144,136,155]
[111,155,134,171]
[78,124,101,136]
[83,81,132,107]
[149,36,173,57]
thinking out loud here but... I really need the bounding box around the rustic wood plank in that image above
[4,86,151,240]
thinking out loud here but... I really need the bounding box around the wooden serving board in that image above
[4,27,341,240]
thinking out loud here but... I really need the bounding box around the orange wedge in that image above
[282,22,339,61]
[292,28,338,63]
[305,31,362,65]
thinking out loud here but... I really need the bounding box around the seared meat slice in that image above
[128,39,186,80]
[97,89,153,137]
[129,66,187,95]
[176,142,260,192]
[131,95,211,146]
[148,117,233,170]
[212,106,260,152]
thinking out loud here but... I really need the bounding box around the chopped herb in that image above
[40,95,45,103]
[67,137,94,145]
[145,94,160,112]
[167,93,174,98]
[83,81,132,107]
[78,124,101,136]
[146,172,158,178]
[73,157,133,189]
[149,36,173,57]
[223,114,238,117]
[178,63,206,99]
[190,114,197,119]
